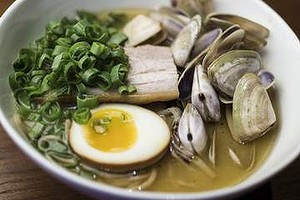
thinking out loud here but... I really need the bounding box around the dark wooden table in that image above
[0,0,299,200]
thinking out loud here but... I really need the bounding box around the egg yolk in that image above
[84,109,137,152]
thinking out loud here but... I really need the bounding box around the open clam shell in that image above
[191,64,221,122]
[123,15,163,47]
[150,8,190,39]
[202,25,245,69]
[171,15,202,67]
[207,50,262,100]
[231,73,276,143]
[173,0,214,17]
[191,28,222,59]
[178,52,206,102]
[206,13,270,50]
[206,13,269,38]
[178,103,207,155]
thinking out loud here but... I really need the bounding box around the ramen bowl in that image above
[0,0,300,199]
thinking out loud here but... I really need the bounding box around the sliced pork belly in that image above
[89,45,179,104]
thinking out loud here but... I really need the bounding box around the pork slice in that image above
[89,45,179,104]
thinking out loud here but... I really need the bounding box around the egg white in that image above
[69,103,171,172]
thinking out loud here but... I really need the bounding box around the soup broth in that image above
[147,115,277,192]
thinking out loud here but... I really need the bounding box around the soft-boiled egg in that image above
[70,104,171,172]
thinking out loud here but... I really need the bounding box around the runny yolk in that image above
[84,109,137,152]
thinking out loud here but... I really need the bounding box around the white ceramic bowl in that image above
[0,0,300,199]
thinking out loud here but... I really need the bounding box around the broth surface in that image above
[147,116,276,192]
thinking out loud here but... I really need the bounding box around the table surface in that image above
[0,0,300,200]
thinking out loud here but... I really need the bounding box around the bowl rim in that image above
[0,0,300,199]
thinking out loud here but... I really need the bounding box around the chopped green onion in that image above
[90,42,111,59]
[81,68,112,91]
[73,108,92,125]
[93,125,107,134]
[117,85,137,95]
[77,95,99,109]
[78,55,96,70]
[86,25,103,41]
[9,72,29,91]
[63,62,81,83]
[118,85,129,95]
[76,83,87,94]
[52,45,69,56]
[9,10,136,181]
[56,37,73,47]
[110,64,129,87]
[38,53,53,69]
[52,53,66,72]
[38,135,69,153]
[127,85,137,94]
[108,32,128,45]
[29,121,45,140]
[40,102,63,123]
[73,20,89,37]
[15,90,32,118]
[47,21,64,35]
[69,41,90,60]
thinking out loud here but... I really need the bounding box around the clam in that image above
[231,73,276,143]
[206,13,269,50]
[172,0,214,17]
[158,6,192,24]
[158,107,182,134]
[178,52,205,102]
[191,64,221,122]
[123,15,164,46]
[171,15,202,67]
[144,29,168,45]
[207,50,262,102]
[202,25,245,69]
[178,29,222,102]
[150,10,188,39]
[178,64,195,102]
[191,28,222,59]
[177,103,207,155]
[258,70,275,89]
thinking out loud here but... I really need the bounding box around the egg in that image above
[69,103,171,172]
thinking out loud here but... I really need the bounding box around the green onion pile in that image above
[9,11,136,124]
[9,11,134,177]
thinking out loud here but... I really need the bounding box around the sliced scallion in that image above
[73,108,92,125]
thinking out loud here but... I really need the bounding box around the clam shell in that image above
[191,64,221,122]
[258,70,275,89]
[171,15,202,67]
[207,50,262,99]
[178,103,207,155]
[202,25,245,69]
[191,28,222,59]
[206,13,269,50]
[232,73,276,143]
[150,9,189,39]
[206,13,269,38]
[123,15,162,47]
[175,0,214,17]
[178,52,205,102]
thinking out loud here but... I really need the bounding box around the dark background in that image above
[0,0,299,199]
